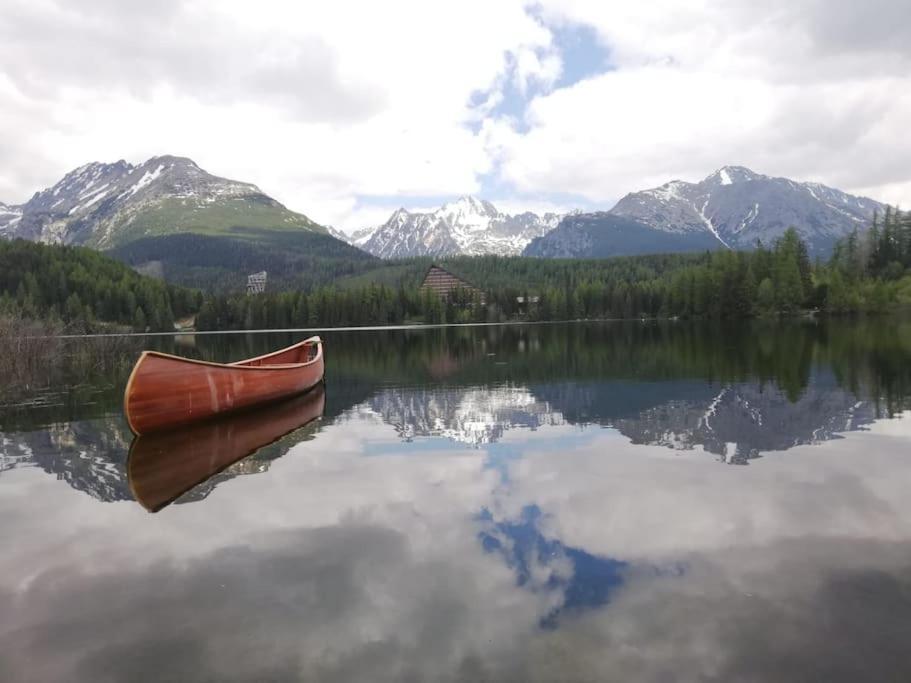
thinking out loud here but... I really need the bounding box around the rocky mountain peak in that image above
[358,197,562,258]
[0,154,324,247]
[703,166,763,187]
[527,166,885,259]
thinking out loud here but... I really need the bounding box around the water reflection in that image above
[2,320,911,502]
[2,320,911,681]
[128,387,325,511]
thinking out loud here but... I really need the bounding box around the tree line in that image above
[3,209,910,334]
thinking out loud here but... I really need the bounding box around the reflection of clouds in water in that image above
[1,524,545,683]
[498,417,911,559]
[2,414,911,680]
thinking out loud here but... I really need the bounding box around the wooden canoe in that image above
[124,336,324,435]
[128,386,325,512]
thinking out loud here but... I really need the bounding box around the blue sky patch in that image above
[478,504,627,628]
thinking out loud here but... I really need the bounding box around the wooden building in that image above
[420,264,482,301]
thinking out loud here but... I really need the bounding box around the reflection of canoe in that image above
[124,336,324,435]
[128,386,326,512]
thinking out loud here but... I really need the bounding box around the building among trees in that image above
[246,271,267,295]
[420,264,483,301]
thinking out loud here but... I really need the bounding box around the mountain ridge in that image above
[524,166,885,258]
[0,155,327,249]
[355,196,561,258]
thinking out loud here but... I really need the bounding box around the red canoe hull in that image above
[124,336,324,435]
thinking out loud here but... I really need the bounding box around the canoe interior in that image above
[231,340,320,367]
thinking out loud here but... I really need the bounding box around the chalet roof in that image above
[420,263,481,296]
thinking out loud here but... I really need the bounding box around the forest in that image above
[2,208,910,333]
[0,239,201,332]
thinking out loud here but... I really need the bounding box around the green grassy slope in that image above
[89,195,326,249]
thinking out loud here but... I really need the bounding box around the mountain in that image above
[524,166,885,258]
[348,226,379,248]
[0,201,22,234]
[357,196,561,258]
[523,213,721,258]
[0,156,378,293]
[325,225,350,242]
[0,155,327,249]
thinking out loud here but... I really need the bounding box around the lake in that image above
[2,319,911,682]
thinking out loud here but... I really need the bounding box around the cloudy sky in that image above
[1,0,910,232]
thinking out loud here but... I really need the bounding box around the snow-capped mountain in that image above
[357,196,561,258]
[349,225,378,248]
[0,201,22,235]
[525,166,885,258]
[609,375,877,464]
[0,155,325,248]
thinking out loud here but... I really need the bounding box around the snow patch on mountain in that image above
[126,163,165,198]
[0,202,23,237]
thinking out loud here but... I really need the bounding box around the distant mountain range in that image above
[524,166,884,258]
[1,159,887,273]
[350,196,561,258]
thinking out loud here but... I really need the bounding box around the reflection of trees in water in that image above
[2,319,909,501]
[325,319,911,412]
[333,319,911,458]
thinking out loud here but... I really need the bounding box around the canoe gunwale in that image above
[140,336,323,372]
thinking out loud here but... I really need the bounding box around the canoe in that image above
[128,386,325,512]
[124,336,324,435]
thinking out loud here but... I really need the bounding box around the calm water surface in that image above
[2,320,911,682]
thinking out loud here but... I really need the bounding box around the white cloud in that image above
[1,0,910,232]
[497,0,911,205]
[0,0,551,230]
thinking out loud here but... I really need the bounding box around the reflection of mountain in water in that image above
[359,369,881,461]
[612,373,878,463]
[1,418,134,501]
[359,385,565,446]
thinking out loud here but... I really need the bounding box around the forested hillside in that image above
[0,239,200,331]
[110,232,379,292]
[197,212,911,331]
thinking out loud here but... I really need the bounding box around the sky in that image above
[1,0,910,233]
